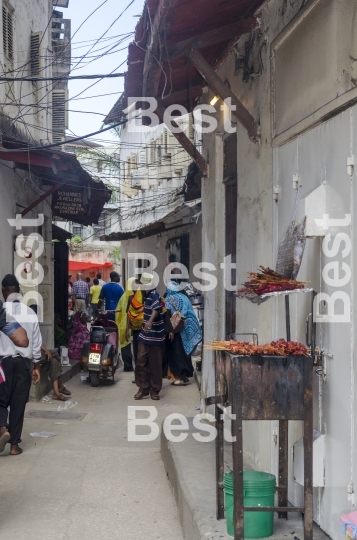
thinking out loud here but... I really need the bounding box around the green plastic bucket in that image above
[223,471,276,538]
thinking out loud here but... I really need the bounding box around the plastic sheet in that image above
[30,432,57,438]
[276,217,307,279]
[55,400,78,412]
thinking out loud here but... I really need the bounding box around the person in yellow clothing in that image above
[115,277,135,372]
[89,278,102,317]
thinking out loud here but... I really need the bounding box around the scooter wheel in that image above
[89,371,100,387]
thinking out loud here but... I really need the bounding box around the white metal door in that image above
[273,108,355,539]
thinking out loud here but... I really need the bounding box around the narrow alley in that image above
[0,374,197,540]
[0,0,356,539]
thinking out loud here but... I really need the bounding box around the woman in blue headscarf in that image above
[164,280,202,385]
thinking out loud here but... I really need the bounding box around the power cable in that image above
[0,119,128,153]
[0,73,125,82]
[5,0,134,130]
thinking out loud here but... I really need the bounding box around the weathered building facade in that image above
[106,0,357,536]
[103,107,202,294]
[0,0,110,343]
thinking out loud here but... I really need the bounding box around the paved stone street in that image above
[0,371,200,540]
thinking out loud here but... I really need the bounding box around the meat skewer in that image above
[237,266,306,296]
[204,338,309,357]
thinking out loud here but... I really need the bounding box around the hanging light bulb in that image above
[210,95,219,106]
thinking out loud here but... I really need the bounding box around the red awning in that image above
[68,261,113,272]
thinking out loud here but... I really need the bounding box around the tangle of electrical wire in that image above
[1,0,135,138]
[0,0,197,232]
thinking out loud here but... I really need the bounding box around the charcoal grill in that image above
[206,289,316,540]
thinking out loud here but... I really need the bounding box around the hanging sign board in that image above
[52,187,85,219]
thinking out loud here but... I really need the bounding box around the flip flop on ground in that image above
[52,394,68,401]
[0,431,10,453]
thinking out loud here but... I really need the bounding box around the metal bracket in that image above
[205,394,227,407]
[347,156,354,177]
[315,349,333,381]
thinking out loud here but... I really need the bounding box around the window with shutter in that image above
[52,89,67,143]
[94,213,107,238]
[139,148,146,167]
[72,225,82,237]
[163,130,169,154]
[150,141,156,164]
[131,153,138,170]
[188,114,194,141]
[30,32,42,76]
[2,4,13,68]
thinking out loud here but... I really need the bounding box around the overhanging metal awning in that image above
[52,223,72,241]
[101,200,201,241]
[0,135,111,226]
[104,0,265,141]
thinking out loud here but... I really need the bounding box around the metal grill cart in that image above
[206,288,316,540]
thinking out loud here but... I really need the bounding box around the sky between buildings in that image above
[64,0,144,144]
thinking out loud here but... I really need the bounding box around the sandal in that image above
[60,387,71,396]
[0,431,10,453]
[52,394,68,401]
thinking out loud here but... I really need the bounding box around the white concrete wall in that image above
[0,0,53,143]
[119,114,193,231]
[0,0,60,348]
[0,163,53,343]
[200,0,306,472]
[199,0,357,535]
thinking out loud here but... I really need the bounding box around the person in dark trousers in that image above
[85,277,91,312]
[0,292,30,455]
[134,273,165,401]
[0,275,41,456]
[99,271,124,321]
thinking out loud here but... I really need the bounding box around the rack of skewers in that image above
[236,266,312,304]
[205,338,309,357]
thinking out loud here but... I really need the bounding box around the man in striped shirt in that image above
[72,273,89,313]
[134,274,165,401]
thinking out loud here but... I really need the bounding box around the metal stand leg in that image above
[216,357,225,519]
[285,296,291,342]
[304,361,314,540]
[232,359,244,540]
[278,420,289,519]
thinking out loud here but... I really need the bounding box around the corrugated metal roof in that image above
[101,200,201,241]
[105,0,266,123]
[0,135,111,226]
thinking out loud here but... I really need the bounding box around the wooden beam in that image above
[165,17,259,59]
[21,182,63,217]
[190,49,260,142]
[167,120,208,176]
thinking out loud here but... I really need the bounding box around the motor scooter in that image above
[81,310,120,387]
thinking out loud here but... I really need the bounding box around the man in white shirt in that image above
[96,273,106,287]
[0,274,42,456]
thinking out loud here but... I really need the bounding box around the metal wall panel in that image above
[274,108,354,538]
